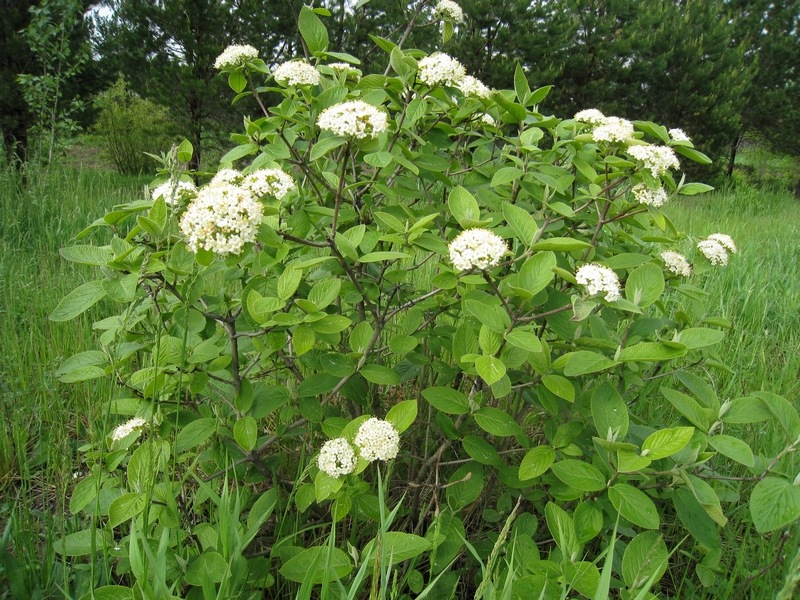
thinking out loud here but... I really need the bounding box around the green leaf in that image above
[608,483,660,529]
[505,328,542,353]
[591,382,629,439]
[80,587,134,600]
[361,364,400,385]
[519,445,555,480]
[175,417,217,453]
[108,493,147,528]
[474,407,523,437]
[661,388,710,432]
[545,502,581,562]
[708,434,754,468]
[530,238,591,252]
[750,477,800,533]
[50,280,106,322]
[673,145,712,165]
[363,532,431,563]
[234,416,258,451]
[292,324,315,356]
[679,182,714,196]
[277,265,302,300]
[518,252,556,295]
[675,327,725,350]
[386,399,417,433]
[562,351,617,377]
[462,435,501,466]
[617,342,686,363]
[625,264,664,308]
[573,502,603,543]
[59,245,113,266]
[421,387,469,415]
[754,391,800,440]
[642,427,694,460]
[307,278,341,310]
[502,202,538,245]
[297,373,340,397]
[621,531,668,590]
[69,474,98,514]
[220,143,258,163]
[492,167,523,188]
[310,135,346,160]
[475,355,506,385]
[280,546,353,584]
[299,5,329,54]
[247,290,284,325]
[358,251,412,263]
[315,470,343,501]
[185,551,228,586]
[447,463,485,510]
[550,460,606,492]
[55,529,113,556]
[514,63,531,103]
[448,186,482,228]
[228,70,247,93]
[542,374,574,402]
[177,139,193,163]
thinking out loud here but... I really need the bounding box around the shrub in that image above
[53,6,800,598]
[93,77,175,174]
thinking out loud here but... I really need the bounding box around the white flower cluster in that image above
[575,264,622,302]
[574,109,607,125]
[327,62,356,74]
[459,75,491,99]
[669,128,690,142]
[211,168,244,187]
[179,183,263,255]
[631,183,668,207]
[151,180,197,206]
[661,251,692,277]
[697,234,736,267]
[317,438,357,477]
[214,44,258,70]
[317,100,389,139]
[434,0,464,23]
[481,113,496,126]
[354,418,400,462]
[627,145,680,177]
[448,228,507,271]
[242,168,296,200]
[418,53,466,87]
[111,417,147,441]
[592,116,635,144]
[272,60,320,86]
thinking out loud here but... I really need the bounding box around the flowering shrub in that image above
[52,5,800,598]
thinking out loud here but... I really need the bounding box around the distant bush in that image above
[93,78,175,174]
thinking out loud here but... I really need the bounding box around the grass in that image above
[0,160,798,598]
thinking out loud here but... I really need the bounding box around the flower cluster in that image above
[434,0,464,23]
[661,251,692,277]
[631,183,668,207]
[179,183,263,255]
[459,75,491,99]
[214,44,258,70]
[317,438,357,477]
[669,128,690,142]
[627,145,680,177]
[574,109,607,125]
[242,168,296,200]
[111,417,147,441]
[354,418,400,462]
[575,264,622,302]
[448,228,508,271]
[317,100,389,139]
[272,60,320,87]
[151,180,197,206]
[481,113,496,126]
[326,62,357,75]
[418,53,466,87]
[697,233,737,266]
[592,116,635,144]
[211,168,244,187]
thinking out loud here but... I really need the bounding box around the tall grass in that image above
[0,162,797,597]
[0,165,148,597]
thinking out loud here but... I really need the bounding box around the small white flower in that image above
[574,109,606,125]
[151,180,197,206]
[592,116,635,144]
[317,438,357,477]
[575,264,622,302]
[481,113,496,126]
[434,0,465,23]
[272,60,320,86]
[242,168,296,200]
[697,239,729,266]
[706,233,737,254]
[669,128,690,142]
[417,53,466,87]
[448,228,507,271]
[631,183,668,207]
[111,417,147,441]
[458,75,491,99]
[317,100,389,139]
[214,45,258,70]
[354,418,400,462]
[326,62,357,75]
[211,169,244,187]
[661,251,692,277]
[627,145,680,177]
[180,183,263,255]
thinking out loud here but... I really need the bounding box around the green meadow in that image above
[0,159,798,598]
